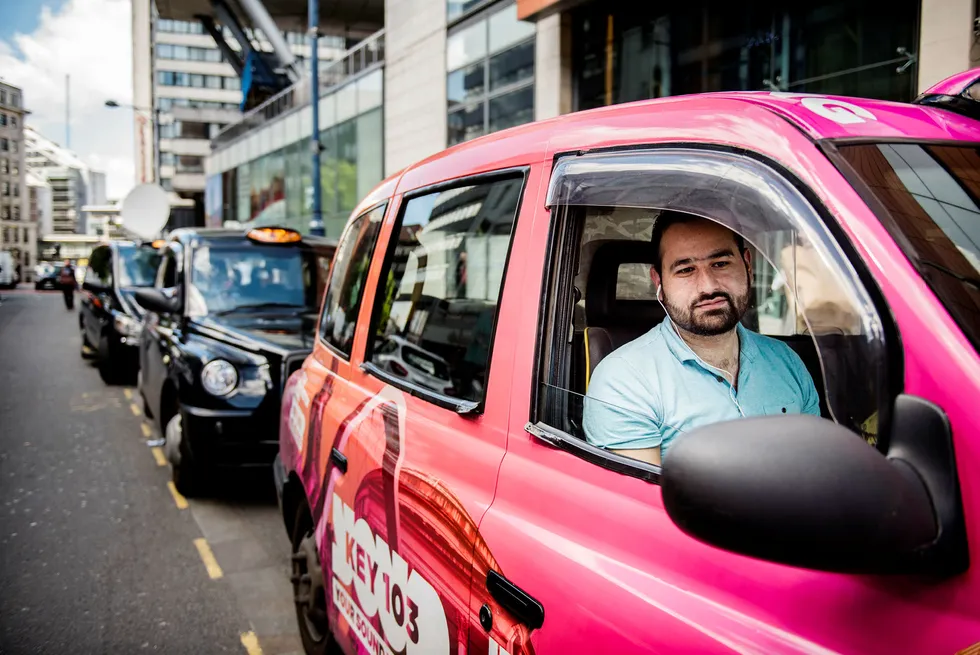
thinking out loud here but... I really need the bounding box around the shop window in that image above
[572,0,919,111]
[318,204,386,357]
[365,174,524,408]
[535,148,893,476]
[447,1,535,146]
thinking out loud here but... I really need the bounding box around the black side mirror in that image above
[662,395,967,576]
[134,288,182,315]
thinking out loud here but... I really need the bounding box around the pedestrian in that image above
[58,259,77,310]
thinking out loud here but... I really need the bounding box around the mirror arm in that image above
[886,395,969,575]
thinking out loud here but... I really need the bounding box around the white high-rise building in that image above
[23,127,93,235]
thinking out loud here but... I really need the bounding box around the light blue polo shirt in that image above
[583,320,820,458]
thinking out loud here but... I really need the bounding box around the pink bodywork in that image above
[281,86,980,655]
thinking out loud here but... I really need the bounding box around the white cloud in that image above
[0,0,135,200]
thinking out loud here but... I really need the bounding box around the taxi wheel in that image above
[97,334,126,385]
[168,414,205,498]
[290,521,339,655]
[80,324,96,360]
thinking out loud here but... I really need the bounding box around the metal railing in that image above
[212,29,385,151]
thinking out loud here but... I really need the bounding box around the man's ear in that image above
[649,265,662,290]
[741,248,753,282]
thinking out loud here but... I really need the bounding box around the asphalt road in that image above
[0,290,303,655]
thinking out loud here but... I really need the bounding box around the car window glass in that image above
[538,149,891,475]
[318,204,386,357]
[87,246,112,287]
[187,244,307,317]
[117,246,162,288]
[836,143,980,353]
[367,176,523,404]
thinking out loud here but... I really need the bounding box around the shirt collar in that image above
[661,319,758,366]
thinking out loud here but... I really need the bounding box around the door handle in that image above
[330,448,348,474]
[486,570,544,630]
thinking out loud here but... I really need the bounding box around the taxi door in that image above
[300,166,539,655]
[476,144,980,654]
[140,243,183,422]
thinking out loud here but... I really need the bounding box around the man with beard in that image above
[583,212,819,466]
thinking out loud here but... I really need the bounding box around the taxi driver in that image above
[583,212,820,466]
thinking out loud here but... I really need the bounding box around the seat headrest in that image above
[585,240,665,327]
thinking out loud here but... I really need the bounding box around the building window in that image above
[572,1,920,110]
[161,152,176,166]
[2,181,9,196]
[0,90,5,104]
[205,76,222,89]
[157,19,204,34]
[447,1,535,146]
[11,94,18,107]
[223,76,239,90]
[0,159,7,174]
[0,113,6,126]
[0,138,7,152]
[10,116,16,128]
[176,155,204,173]
[448,0,492,22]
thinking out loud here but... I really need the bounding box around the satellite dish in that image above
[121,183,170,239]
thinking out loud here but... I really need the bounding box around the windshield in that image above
[836,143,980,352]
[117,246,161,288]
[187,244,311,316]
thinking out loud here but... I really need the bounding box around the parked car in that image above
[135,226,336,496]
[79,240,163,384]
[274,70,980,655]
[373,335,455,396]
[34,263,61,290]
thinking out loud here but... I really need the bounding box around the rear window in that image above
[836,143,980,352]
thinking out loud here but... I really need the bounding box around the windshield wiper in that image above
[921,260,980,290]
[214,302,306,316]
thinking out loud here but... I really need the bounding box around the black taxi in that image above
[135,226,336,496]
[80,239,163,384]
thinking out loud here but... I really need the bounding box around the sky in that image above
[0,0,135,200]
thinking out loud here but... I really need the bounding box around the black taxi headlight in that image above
[201,359,238,396]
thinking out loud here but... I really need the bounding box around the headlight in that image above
[201,359,238,396]
[114,313,142,338]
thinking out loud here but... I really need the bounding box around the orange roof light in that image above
[150,239,166,248]
[247,227,302,244]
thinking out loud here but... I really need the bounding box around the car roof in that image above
[381,91,980,201]
[167,227,338,248]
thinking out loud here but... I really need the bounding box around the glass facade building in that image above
[572,0,921,111]
[206,69,383,238]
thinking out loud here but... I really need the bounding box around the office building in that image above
[0,81,34,281]
[24,127,93,236]
[131,0,347,228]
[168,0,977,238]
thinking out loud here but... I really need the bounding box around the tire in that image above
[137,371,154,419]
[167,413,206,498]
[97,333,125,385]
[290,510,341,655]
[80,323,96,360]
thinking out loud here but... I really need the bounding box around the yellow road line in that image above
[166,481,189,509]
[151,447,167,467]
[240,631,263,655]
[194,538,223,579]
[141,422,152,438]
[123,388,133,400]
[129,403,141,417]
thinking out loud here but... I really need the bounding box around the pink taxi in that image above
[275,70,980,655]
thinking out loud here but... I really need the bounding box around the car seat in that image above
[584,241,666,389]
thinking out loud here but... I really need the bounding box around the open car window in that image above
[537,148,893,476]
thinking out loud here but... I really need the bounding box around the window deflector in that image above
[547,149,889,444]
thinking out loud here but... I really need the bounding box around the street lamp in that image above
[105,100,162,186]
